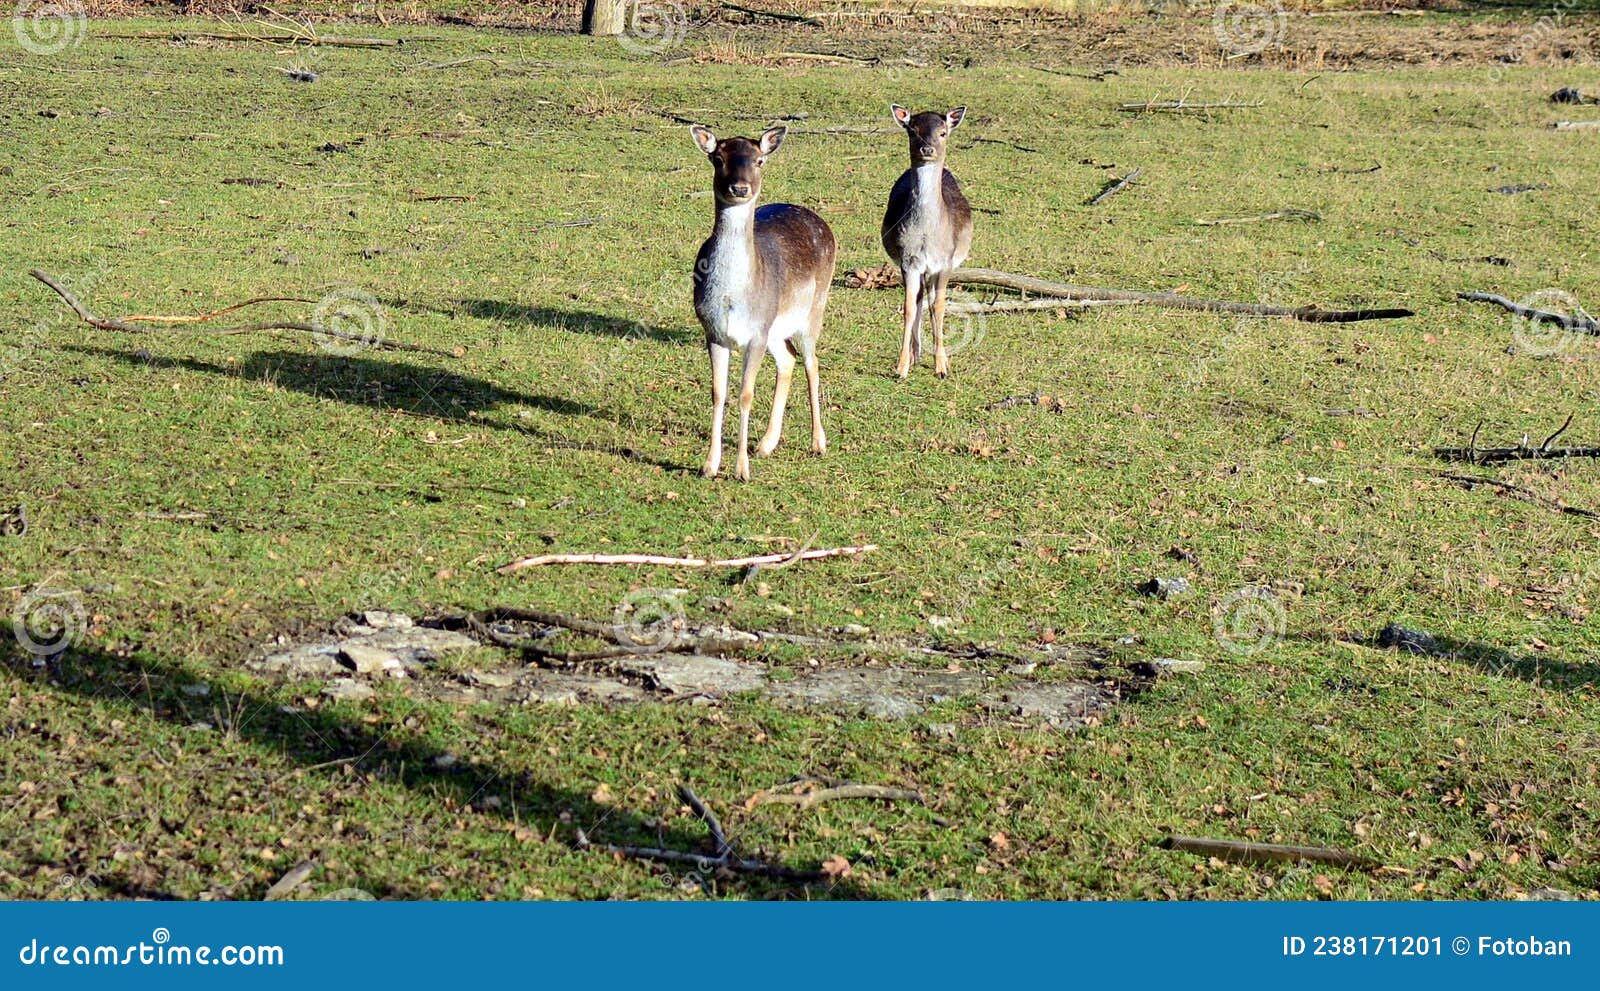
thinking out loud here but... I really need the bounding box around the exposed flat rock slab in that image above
[251,614,1123,730]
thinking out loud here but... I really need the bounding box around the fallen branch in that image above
[947,297,1135,314]
[27,270,462,358]
[1552,120,1600,130]
[575,784,822,882]
[1087,167,1142,206]
[1427,470,1598,519]
[1160,834,1371,869]
[262,860,317,901]
[746,779,925,811]
[721,2,821,26]
[119,297,313,324]
[1194,209,1321,226]
[766,51,876,65]
[108,30,404,48]
[948,268,1413,323]
[497,543,876,575]
[1457,290,1600,335]
[1434,414,1600,466]
[1118,99,1263,113]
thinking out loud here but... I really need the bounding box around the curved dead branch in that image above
[949,268,1413,323]
[27,270,462,358]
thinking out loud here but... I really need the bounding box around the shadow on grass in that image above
[0,640,867,901]
[1331,632,1599,690]
[459,300,695,345]
[72,346,689,473]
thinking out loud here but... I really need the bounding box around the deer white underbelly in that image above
[899,164,960,276]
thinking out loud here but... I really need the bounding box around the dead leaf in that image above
[590,782,614,805]
[821,855,852,878]
[989,831,1011,851]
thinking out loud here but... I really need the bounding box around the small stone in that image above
[432,754,458,769]
[361,610,413,630]
[467,670,519,689]
[927,615,956,631]
[339,643,402,675]
[1005,662,1038,676]
[1152,657,1206,675]
[1138,576,1190,599]
[1377,624,1439,656]
[840,623,871,637]
[180,684,211,697]
[1521,886,1577,901]
[923,722,958,740]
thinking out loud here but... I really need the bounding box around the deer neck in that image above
[915,162,943,214]
[709,200,762,293]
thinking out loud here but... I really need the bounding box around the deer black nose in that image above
[919,145,936,158]
[729,182,752,198]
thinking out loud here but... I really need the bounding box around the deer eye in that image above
[757,157,767,167]
[939,129,948,137]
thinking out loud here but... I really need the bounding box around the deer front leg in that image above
[931,271,952,378]
[735,343,762,481]
[896,272,922,379]
[703,342,730,478]
[757,343,794,457]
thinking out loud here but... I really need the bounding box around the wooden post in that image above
[583,0,629,36]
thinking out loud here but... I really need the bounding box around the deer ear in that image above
[891,104,911,127]
[946,106,967,130]
[759,125,787,156]
[690,125,718,155]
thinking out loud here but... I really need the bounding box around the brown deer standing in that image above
[690,124,836,481]
[881,105,973,379]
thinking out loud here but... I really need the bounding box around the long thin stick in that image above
[721,2,822,26]
[106,30,404,48]
[1195,209,1321,226]
[120,297,314,324]
[1087,167,1142,207]
[948,268,1413,323]
[574,830,821,880]
[677,785,733,860]
[1427,470,1598,519]
[1457,290,1600,335]
[748,782,925,811]
[1118,99,1263,113]
[497,543,877,575]
[1160,834,1370,868]
[27,270,461,358]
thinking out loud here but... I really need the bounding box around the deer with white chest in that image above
[881,105,973,379]
[691,124,836,481]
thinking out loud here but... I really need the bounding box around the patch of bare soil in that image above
[84,2,1600,70]
[248,608,1155,729]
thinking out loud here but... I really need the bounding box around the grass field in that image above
[2,9,1599,900]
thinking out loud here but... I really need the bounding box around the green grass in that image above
[2,16,1598,901]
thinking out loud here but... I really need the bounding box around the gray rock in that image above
[1152,657,1206,675]
[322,679,375,702]
[620,654,767,696]
[1378,624,1439,656]
[768,668,988,720]
[1138,576,1191,599]
[923,722,958,740]
[340,644,401,675]
[180,684,211,697]
[840,623,872,637]
[1521,887,1578,902]
[993,682,1111,727]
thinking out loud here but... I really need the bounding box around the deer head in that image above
[690,125,788,207]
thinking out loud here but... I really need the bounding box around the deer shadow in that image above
[1,639,868,901]
[71,346,689,474]
[458,300,696,345]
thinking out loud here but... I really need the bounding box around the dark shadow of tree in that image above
[70,346,688,474]
[0,640,868,901]
[458,301,694,345]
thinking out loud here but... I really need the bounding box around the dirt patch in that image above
[248,611,1142,729]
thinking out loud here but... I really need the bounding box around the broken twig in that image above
[497,543,876,575]
[1087,167,1142,207]
[1194,209,1321,226]
[1457,291,1600,335]
[27,270,462,358]
[1160,834,1371,869]
[1434,415,1600,465]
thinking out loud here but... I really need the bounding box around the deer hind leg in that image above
[735,342,762,481]
[931,271,952,378]
[896,271,923,379]
[703,342,730,478]
[798,305,827,455]
[757,341,794,457]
